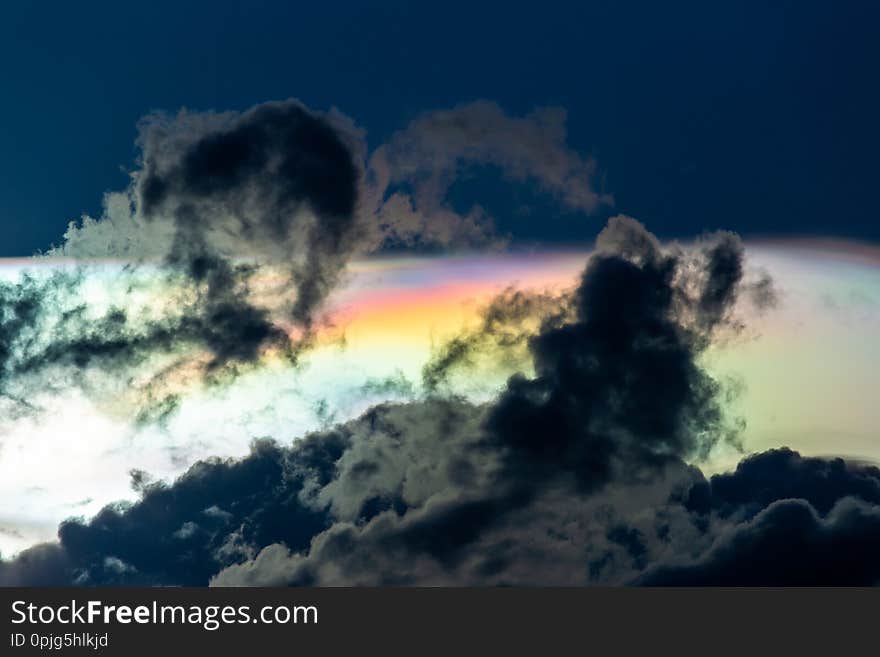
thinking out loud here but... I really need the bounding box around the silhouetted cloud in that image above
[0,543,69,586]
[4,99,613,422]
[638,450,880,585]
[1,94,851,586]
[1,100,368,419]
[136,100,363,325]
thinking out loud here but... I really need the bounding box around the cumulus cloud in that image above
[59,100,612,259]
[2,98,612,422]
[636,450,880,585]
[364,101,613,249]
[0,100,369,420]
[60,99,365,334]
[134,100,364,325]
[3,217,854,587]
[2,96,835,587]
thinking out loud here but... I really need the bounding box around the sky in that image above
[1,1,879,255]
[0,2,879,587]
[0,242,878,558]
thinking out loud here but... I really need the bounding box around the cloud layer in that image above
[3,98,872,586]
[5,217,870,586]
[0,99,610,418]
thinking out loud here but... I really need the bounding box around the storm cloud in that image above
[0,100,366,419]
[135,100,363,325]
[4,217,864,587]
[1,99,613,420]
[1,97,869,586]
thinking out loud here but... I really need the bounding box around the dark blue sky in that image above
[0,0,877,255]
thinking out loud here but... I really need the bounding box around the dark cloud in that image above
[47,438,335,586]
[624,449,880,585]
[138,102,357,224]
[0,100,367,418]
[60,100,611,257]
[136,100,362,325]
[0,96,855,585]
[129,99,365,372]
[8,99,614,422]
[487,217,744,493]
[685,447,880,518]
[638,497,880,586]
[5,217,859,587]
[0,543,69,586]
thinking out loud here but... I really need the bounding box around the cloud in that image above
[63,99,366,332]
[58,100,611,258]
[135,100,364,325]
[7,99,613,423]
[1,96,842,586]
[637,497,880,586]
[686,447,880,517]
[421,286,574,392]
[5,217,855,586]
[2,100,368,419]
[0,543,69,586]
[364,101,613,249]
